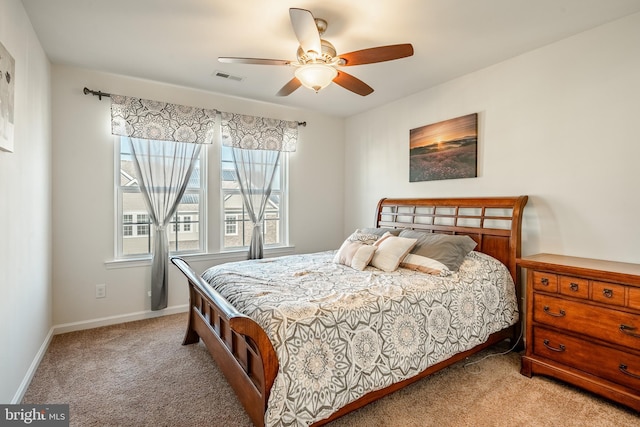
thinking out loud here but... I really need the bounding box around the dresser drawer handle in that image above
[619,364,640,380]
[540,278,549,286]
[603,288,614,298]
[543,306,566,317]
[543,339,566,352]
[569,282,579,291]
[620,324,640,339]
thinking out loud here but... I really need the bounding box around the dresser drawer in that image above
[532,271,558,292]
[532,326,640,391]
[533,293,640,350]
[591,281,626,306]
[559,276,589,299]
[630,287,640,311]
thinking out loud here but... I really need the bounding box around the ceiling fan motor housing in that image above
[297,39,337,64]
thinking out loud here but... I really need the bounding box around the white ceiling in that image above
[21,0,640,117]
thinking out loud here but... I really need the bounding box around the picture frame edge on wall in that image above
[0,40,16,153]
[409,113,478,183]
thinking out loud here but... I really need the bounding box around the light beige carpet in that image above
[23,313,638,426]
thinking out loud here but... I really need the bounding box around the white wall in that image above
[0,0,52,403]
[51,65,345,327]
[344,13,640,265]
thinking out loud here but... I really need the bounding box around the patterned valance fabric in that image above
[220,112,298,152]
[111,95,218,144]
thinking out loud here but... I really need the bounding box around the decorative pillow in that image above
[347,231,380,245]
[356,227,402,237]
[398,230,477,271]
[400,254,450,276]
[333,239,377,271]
[369,233,418,272]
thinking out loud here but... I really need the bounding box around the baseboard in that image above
[12,305,189,403]
[52,304,189,335]
[11,327,55,404]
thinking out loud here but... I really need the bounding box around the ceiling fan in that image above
[218,8,414,96]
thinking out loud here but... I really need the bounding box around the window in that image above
[116,137,288,258]
[116,137,206,258]
[224,214,238,236]
[137,214,150,236]
[123,214,133,237]
[221,145,288,250]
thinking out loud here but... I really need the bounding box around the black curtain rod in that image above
[83,87,110,100]
[83,86,307,127]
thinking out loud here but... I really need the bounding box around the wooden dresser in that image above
[517,253,640,411]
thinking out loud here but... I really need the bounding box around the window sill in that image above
[105,245,296,270]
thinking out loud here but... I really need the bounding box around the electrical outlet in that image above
[95,284,106,298]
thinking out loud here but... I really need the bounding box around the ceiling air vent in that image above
[213,71,244,82]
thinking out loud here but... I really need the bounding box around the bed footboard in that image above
[171,257,278,427]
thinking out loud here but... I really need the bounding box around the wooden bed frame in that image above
[171,196,528,426]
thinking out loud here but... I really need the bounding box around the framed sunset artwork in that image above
[410,113,477,182]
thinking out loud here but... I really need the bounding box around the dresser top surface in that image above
[517,253,640,285]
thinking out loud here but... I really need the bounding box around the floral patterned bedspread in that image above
[201,250,518,426]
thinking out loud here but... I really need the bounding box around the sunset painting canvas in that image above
[410,113,477,182]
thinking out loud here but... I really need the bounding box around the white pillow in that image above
[351,245,377,270]
[400,254,450,275]
[370,234,418,272]
[333,240,378,270]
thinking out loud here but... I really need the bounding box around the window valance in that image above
[111,95,218,144]
[220,112,298,152]
[109,93,299,150]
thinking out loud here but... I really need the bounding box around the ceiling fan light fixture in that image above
[294,63,338,93]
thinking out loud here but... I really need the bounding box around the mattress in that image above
[202,250,518,426]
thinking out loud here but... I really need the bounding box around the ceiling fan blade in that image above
[289,8,321,55]
[218,57,292,66]
[333,71,374,96]
[339,44,414,66]
[276,77,302,96]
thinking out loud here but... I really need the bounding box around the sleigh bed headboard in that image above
[375,196,528,283]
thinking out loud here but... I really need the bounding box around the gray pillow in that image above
[356,227,402,237]
[398,230,477,271]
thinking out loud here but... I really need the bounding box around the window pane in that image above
[222,192,282,248]
[221,153,239,191]
[123,214,133,237]
[117,137,205,258]
[187,164,201,188]
[263,194,281,245]
[137,214,149,235]
[220,145,287,251]
[220,146,281,191]
[223,194,246,248]
[121,192,151,256]
[168,194,201,252]
[225,214,238,236]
